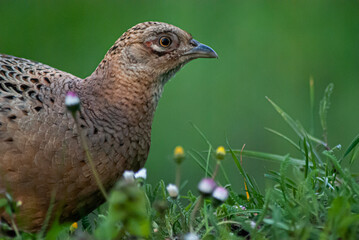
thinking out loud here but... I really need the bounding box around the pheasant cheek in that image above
[125,44,152,64]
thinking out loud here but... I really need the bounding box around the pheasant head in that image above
[101,21,217,83]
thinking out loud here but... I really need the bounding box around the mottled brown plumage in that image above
[0,22,217,232]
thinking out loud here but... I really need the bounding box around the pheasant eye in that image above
[159,36,171,48]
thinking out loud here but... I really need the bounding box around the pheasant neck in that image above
[77,63,164,130]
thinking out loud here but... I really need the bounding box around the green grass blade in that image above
[343,134,359,160]
[266,96,304,139]
[231,149,309,166]
[190,122,213,149]
[265,127,303,153]
[319,83,334,143]
[303,138,309,178]
[226,141,254,192]
[307,134,329,149]
[323,150,359,196]
[188,151,213,177]
[205,145,212,177]
[310,77,315,135]
[279,155,290,202]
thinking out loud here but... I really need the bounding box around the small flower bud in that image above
[216,146,226,160]
[122,170,135,182]
[70,222,78,232]
[250,220,256,229]
[198,178,216,197]
[166,184,179,199]
[65,91,80,114]
[174,146,185,164]
[134,168,147,180]
[212,186,229,203]
[212,186,228,207]
[16,200,22,207]
[184,233,199,240]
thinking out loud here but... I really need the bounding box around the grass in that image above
[1,81,359,239]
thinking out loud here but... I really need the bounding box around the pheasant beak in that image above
[184,39,218,59]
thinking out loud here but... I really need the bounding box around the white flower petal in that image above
[134,168,147,179]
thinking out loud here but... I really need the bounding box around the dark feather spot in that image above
[5,137,13,142]
[4,65,13,71]
[0,70,6,77]
[0,84,8,92]
[109,45,118,52]
[30,78,39,84]
[34,106,42,112]
[8,115,17,120]
[8,72,15,78]
[20,84,30,91]
[43,77,51,85]
[4,82,22,94]
[36,94,43,103]
[14,66,23,73]
[27,90,36,98]
[36,84,43,90]
[4,95,15,100]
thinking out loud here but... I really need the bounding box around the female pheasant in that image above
[0,22,217,232]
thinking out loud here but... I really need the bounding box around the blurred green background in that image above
[1,0,358,192]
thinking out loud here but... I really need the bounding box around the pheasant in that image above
[0,21,217,232]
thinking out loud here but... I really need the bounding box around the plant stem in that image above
[73,112,108,200]
[10,216,20,238]
[212,161,220,180]
[176,164,181,188]
[190,196,203,232]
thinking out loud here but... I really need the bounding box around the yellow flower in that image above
[216,146,226,160]
[174,146,185,164]
[70,222,78,232]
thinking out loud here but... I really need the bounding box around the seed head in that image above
[216,146,226,160]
